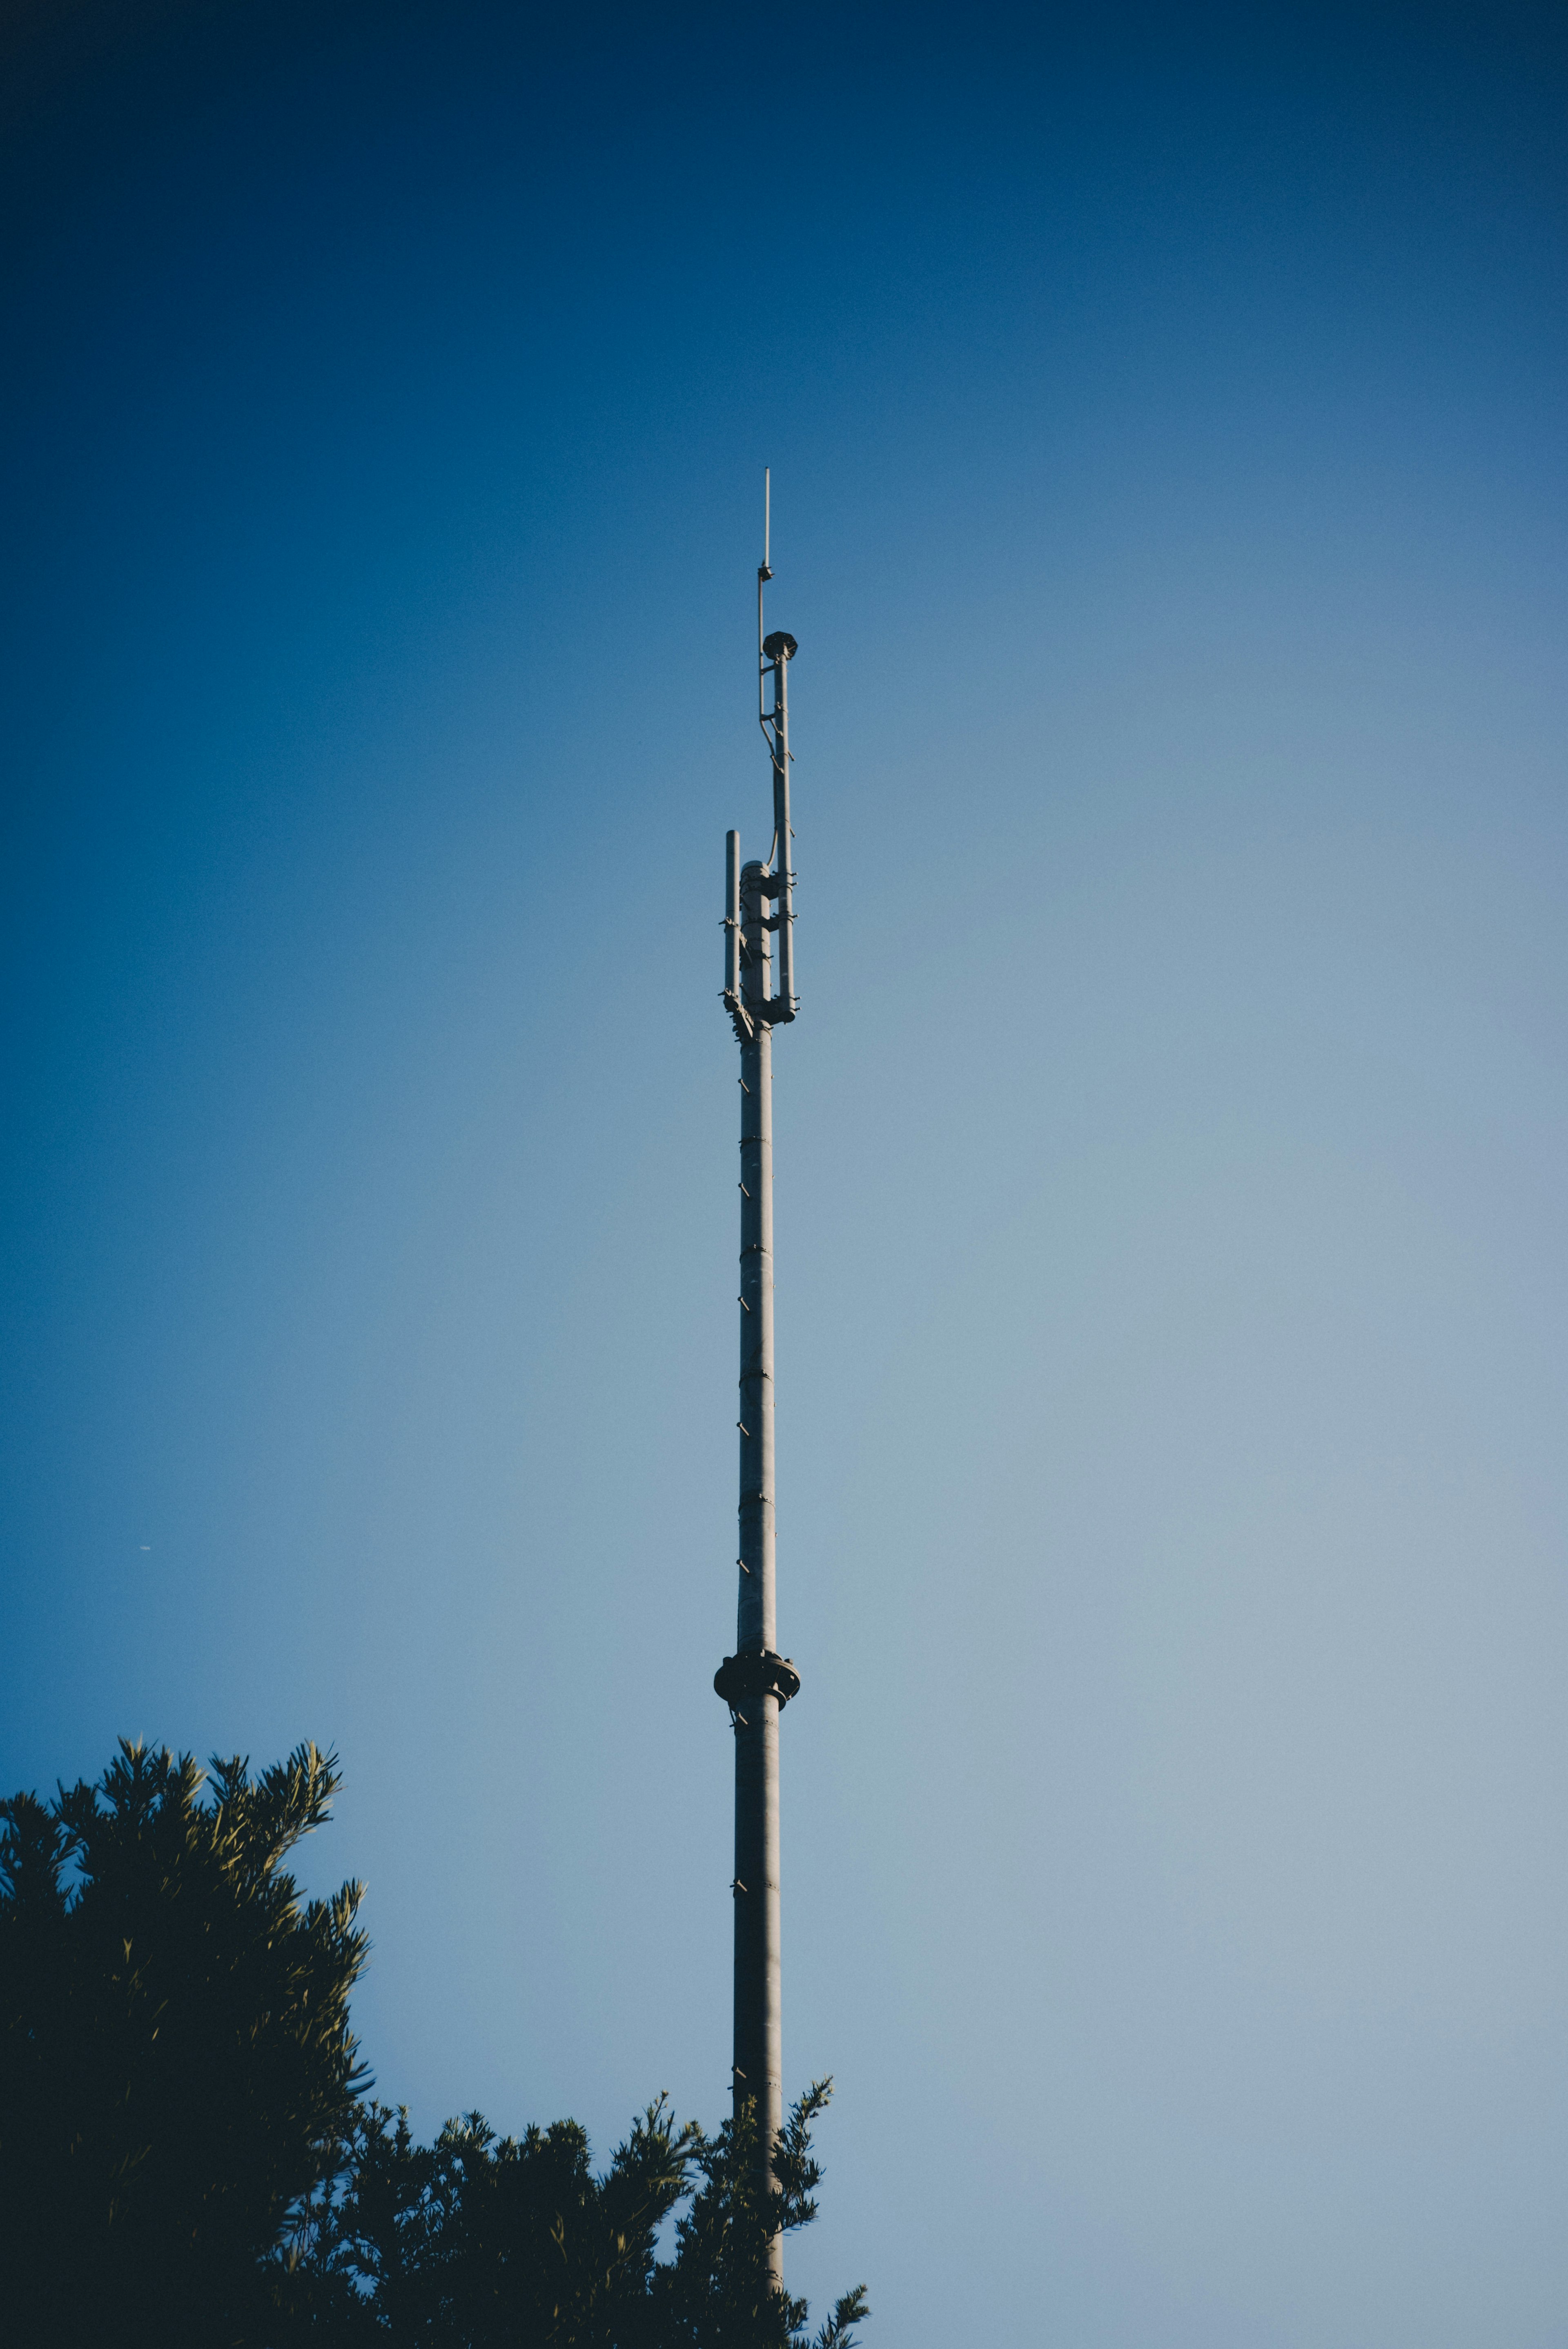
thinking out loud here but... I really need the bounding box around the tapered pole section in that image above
[734,857,782,2280]
[716,495,800,2291]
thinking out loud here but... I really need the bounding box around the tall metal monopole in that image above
[714,469,800,2284]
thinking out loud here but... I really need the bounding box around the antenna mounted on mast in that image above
[730,468,797,1033]
[757,466,775,709]
[754,472,797,1001]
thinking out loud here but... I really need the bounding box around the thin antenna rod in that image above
[757,464,773,704]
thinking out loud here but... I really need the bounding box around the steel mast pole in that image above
[716,477,800,2286]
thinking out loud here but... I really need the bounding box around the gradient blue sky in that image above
[3,4,1566,2342]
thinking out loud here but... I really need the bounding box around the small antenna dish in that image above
[762,632,797,662]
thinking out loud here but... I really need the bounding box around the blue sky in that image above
[3,4,1566,2342]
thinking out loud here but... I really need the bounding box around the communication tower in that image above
[714,468,800,2283]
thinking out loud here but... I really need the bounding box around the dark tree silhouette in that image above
[281,2084,866,2348]
[0,1739,869,2348]
[647,2084,869,2349]
[0,1738,367,2347]
[281,2095,700,2340]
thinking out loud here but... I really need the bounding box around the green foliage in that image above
[281,2084,867,2349]
[0,1738,869,2349]
[647,2084,870,2349]
[0,1737,368,2347]
[282,2095,701,2341]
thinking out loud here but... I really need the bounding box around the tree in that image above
[649,2084,869,2349]
[281,2095,701,2341]
[0,1738,368,2348]
[0,1738,869,2347]
[281,2084,867,2349]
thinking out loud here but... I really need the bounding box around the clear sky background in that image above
[3,4,1566,2341]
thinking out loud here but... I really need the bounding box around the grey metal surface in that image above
[724,830,742,1010]
[714,486,802,2288]
[764,635,795,1017]
[733,876,782,2244]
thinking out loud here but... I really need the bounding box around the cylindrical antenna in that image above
[724,829,742,1008]
[772,650,794,1010]
[756,465,796,1011]
[758,466,773,691]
